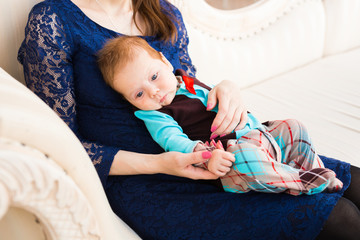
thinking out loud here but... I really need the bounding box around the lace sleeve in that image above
[173,6,197,77]
[18,4,118,187]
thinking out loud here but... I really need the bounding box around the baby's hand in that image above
[207,149,235,176]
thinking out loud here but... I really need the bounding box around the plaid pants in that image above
[221,119,342,195]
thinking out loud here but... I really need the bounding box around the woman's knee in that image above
[343,165,360,209]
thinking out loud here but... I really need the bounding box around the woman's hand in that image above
[207,80,248,139]
[157,151,219,180]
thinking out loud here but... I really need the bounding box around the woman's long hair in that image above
[132,0,178,43]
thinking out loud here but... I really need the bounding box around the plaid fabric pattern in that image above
[221,119,343,195]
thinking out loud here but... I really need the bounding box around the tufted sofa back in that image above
[170,0,360,87]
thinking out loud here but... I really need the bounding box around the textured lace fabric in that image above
[18,0,351,239]
[18,0,195,186]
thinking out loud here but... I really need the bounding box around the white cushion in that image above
[242,48,360,166]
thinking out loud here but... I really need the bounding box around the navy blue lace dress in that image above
[18,0,351,239]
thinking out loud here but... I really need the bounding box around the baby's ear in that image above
[160,52,174,71]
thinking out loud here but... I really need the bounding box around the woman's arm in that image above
[18,4,119,186]
[175,3,196,77]
[110,150,218,180]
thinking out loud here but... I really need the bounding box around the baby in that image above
[97,36,343,195]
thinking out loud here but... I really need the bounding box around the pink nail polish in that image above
[220,134,226,138]
[210,134,218,140]
[211,126,217,132]
[202,151,212,159]
[207,104,214,110]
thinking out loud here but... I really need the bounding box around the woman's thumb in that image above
[206,90,217,110]
[188,151,212,165]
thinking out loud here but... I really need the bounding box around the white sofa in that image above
[174,0,360,165]
[0,0,359,239]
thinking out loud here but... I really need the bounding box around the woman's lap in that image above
[106,155,351,240]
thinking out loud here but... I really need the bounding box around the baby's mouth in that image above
[160,94,167,104]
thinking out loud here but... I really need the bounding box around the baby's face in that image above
[112,49,178,110]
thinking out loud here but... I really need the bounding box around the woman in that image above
[18,0,360,239]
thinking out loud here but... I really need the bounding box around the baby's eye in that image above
[151,73,158,81]
[136,91,143,98]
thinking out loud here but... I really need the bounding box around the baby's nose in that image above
[148,85,160,98]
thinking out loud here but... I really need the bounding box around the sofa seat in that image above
[242,47,360,166]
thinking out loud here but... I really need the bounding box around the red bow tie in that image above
[182,75,196,95]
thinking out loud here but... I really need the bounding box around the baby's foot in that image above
[326,177,343,192]
[299,168,337,193]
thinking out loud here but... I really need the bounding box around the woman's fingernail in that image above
[210,134,218,140]
[220,134,226,137]
[207,103,214,110]
[211,126,217,132]
[202,151,212,159]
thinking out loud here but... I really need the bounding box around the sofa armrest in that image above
[0,139,100,239]
[0,68,140,239]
